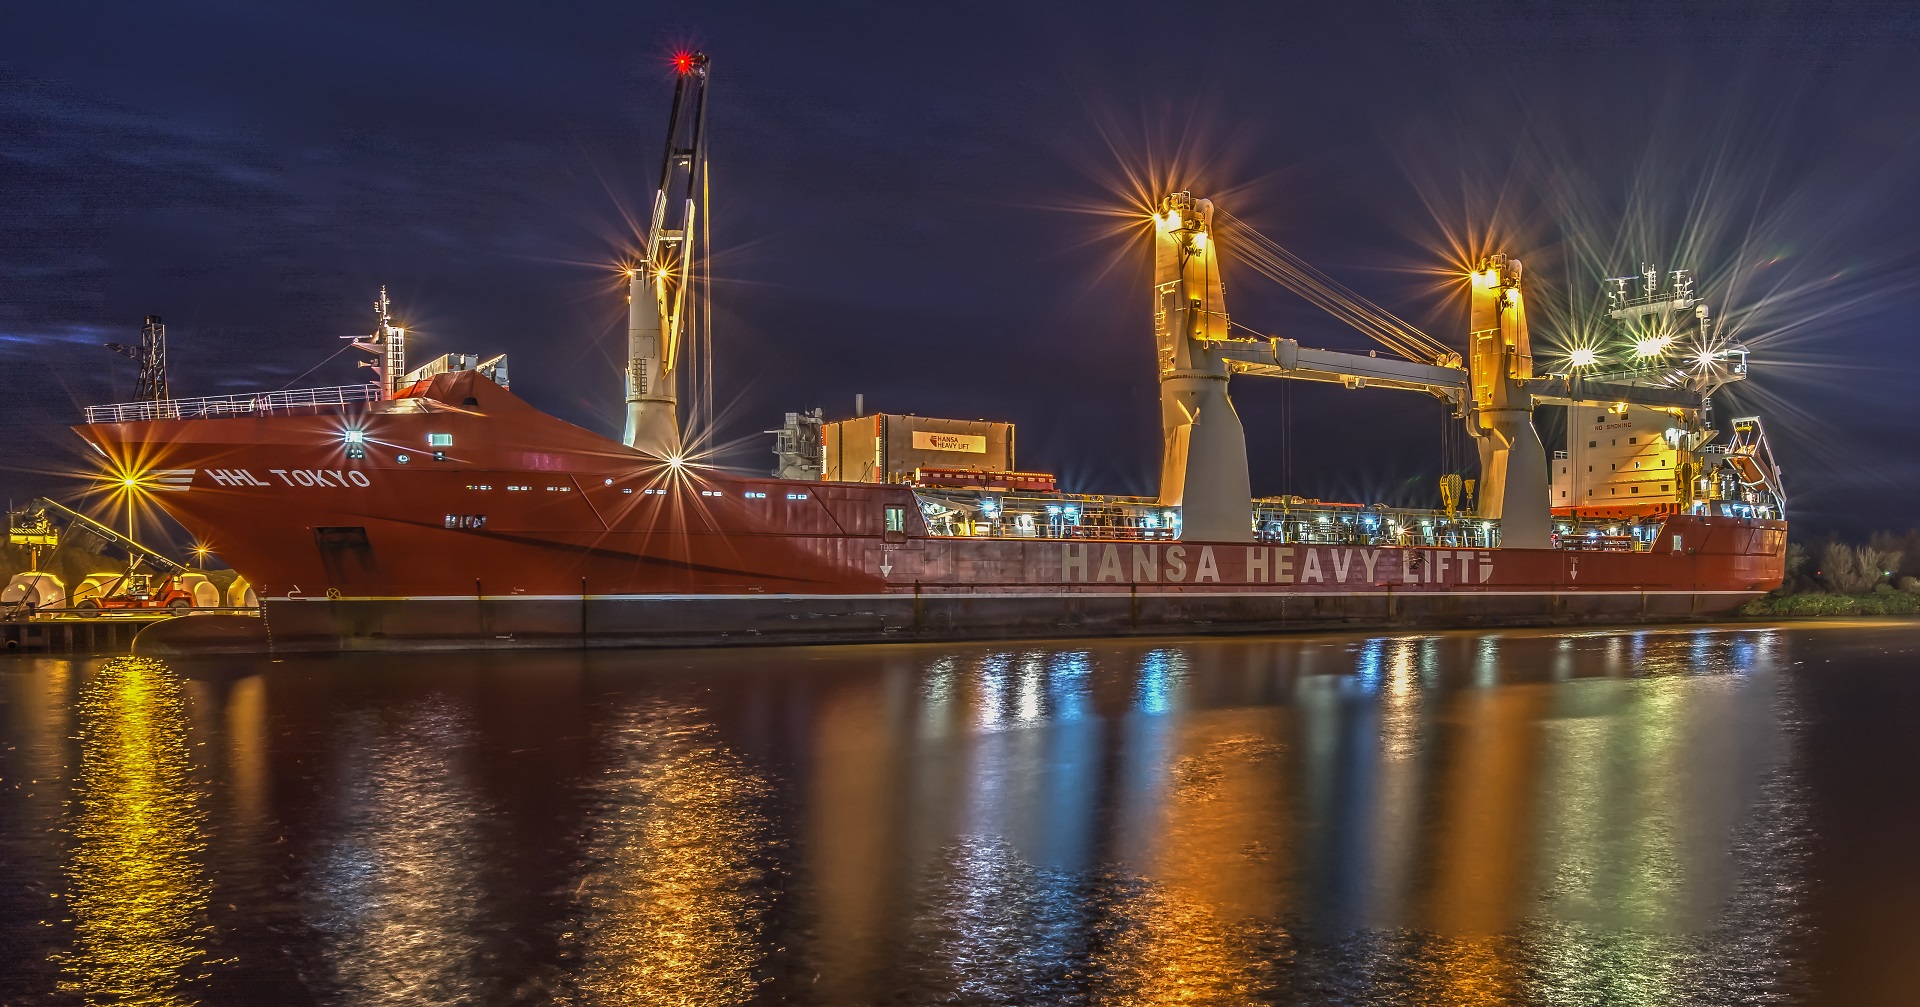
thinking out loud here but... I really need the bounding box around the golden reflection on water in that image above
[807,671,906,1000]
[58,657,211,1004]
[224,676,270,833]
[1093,715,1291,1004]
[570,700,771,1006]
[1415,666,1546,1003]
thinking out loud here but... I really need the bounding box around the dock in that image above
[2,609,258,655]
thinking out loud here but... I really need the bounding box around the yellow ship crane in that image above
[623,50,710,458]
[1149,191,1753,546]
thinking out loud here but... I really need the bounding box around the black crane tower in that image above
[106,315,170,402]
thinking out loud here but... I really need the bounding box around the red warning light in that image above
[672,51,695,75]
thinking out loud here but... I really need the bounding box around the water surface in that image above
[5,622,1919,1004]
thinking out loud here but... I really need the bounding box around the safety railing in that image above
[83,383,382,424]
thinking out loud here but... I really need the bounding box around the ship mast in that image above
[624,50,710,457]
[344,286,407,398]
[105,315,171,402]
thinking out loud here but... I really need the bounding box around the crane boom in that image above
[623,51,710,457]
[1217,338,1469,399]
[1216,336,1717,412]
[28,497,187,575]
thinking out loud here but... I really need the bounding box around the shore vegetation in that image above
[1741,531,1920,617]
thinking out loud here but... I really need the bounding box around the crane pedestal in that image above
[1158,366,1253,543]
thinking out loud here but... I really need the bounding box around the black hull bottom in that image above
[136,591,1763,656]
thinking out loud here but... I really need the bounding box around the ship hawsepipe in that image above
[78,370,1785,653]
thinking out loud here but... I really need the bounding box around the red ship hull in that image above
[77,372,1786,652]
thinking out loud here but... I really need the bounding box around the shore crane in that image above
[8,498,198,614]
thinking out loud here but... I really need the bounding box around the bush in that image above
[1741,591,1920,617]
[1819,543,1901,594]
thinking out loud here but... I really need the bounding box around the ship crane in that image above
[1150,192,1753,546]
[623,51,710,457]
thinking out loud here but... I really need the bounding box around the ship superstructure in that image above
[71,52,1786,654]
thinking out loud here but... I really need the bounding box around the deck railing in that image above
[83,383,382,424]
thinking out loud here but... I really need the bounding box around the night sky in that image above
[4,2,1917,540]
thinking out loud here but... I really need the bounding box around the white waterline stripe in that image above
[283,589,1766,603]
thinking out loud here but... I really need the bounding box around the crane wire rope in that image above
[702,152,713,448]
[692,136,712,450]
[1214,209,1452,364]
[697,75,714,450]
[1282,379,1293,497]
[274,340,357,392]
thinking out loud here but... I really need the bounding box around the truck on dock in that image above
[5,498,206,618]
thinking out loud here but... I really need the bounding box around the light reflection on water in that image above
[566,697,773,1005]
[309,700,490,1004]
[0,625,1863,1004]
[57,657,212,1004]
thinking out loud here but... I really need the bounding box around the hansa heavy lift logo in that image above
[1059,543,1494,586]
[191,467,373,489]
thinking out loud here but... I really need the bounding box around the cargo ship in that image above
[75,53,1787,653]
